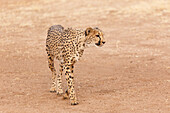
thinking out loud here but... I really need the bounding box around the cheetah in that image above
[46,25,105,105]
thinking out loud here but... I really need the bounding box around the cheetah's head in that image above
[85,27,105,47]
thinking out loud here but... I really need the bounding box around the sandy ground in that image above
[0,0,170,113]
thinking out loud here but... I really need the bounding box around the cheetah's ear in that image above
[85,27,93,36]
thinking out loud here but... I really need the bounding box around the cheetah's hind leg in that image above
[47,54,57,93]
[56,62,64,95]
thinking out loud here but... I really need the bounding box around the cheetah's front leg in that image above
[65,63,78,105]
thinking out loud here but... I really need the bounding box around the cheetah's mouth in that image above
[95,41,101,46]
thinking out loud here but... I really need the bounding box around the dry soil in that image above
[0,0,170,113]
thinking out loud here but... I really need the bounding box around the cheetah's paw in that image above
[57,89,63,96]
[50,87,56,93]
[70,100,79,105]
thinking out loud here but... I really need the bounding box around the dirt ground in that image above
[0,0,170,113]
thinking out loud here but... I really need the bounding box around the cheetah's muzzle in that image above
[95,41,105,46]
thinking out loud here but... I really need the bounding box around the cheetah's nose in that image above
[102,41,105,44]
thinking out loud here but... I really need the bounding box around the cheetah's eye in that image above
[96,35,100,37]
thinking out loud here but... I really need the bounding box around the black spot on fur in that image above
[69,76,74,79]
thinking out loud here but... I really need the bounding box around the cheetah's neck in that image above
[72,30,86,61]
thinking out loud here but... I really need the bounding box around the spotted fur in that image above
[46,25,105,105]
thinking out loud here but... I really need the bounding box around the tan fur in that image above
[46,25,105,105]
